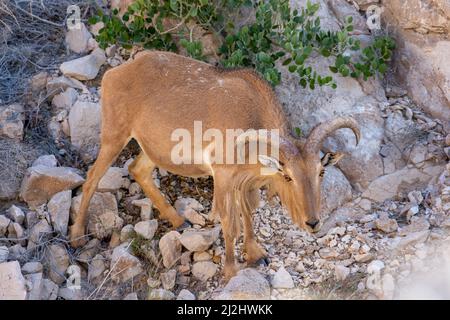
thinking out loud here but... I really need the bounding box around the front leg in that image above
[213,169,240,280]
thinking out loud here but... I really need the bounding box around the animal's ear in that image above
[258,155,283,175]
[321,152,345,167]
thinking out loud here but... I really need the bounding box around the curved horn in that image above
[305,117,360,155]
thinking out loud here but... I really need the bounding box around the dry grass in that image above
[0,0,96,105]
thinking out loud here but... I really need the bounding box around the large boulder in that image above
[363,164,445,202]
[71,192,123,240]
[20,166,84,207]
[381,0,450,127]
[68,100,101,159]
[277,0,387,190]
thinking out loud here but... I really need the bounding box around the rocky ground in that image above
[1,0,449,300]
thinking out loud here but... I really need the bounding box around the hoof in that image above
[69,225,88,248]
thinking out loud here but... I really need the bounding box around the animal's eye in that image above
[283,174,293,182]
[319,169,325,178]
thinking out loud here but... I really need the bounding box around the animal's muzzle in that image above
[305,219,320,232]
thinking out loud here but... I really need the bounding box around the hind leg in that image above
[128,151,185,228]
[69,140,127,247]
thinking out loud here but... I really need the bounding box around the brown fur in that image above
[68,51,359,280]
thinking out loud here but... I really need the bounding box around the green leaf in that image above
[300,78,307,88]
[283,58,293,65]
[288,65,297,72]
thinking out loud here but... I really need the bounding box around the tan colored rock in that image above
[179,226,221,252]
[27,219,53,250]
[134,220,158,240]
[60,48,106,81]
[215,268,270,300]
[65,22,93,54]
[7,205,25,225]
[0,103,24,140]
[382,0,450,126]
[32,155,57,168]
[98,167,127,192]
[363,165,444,202]
[159,231,182,268]
[45,244,70,285]
[375,214,399,233]
[110,243,143,283]
[51,87,78,110]
[20,166,84,207]
[192,261,217,282]
[68,100,101,158]
[48,190,72,236]
[46,76,86,97]
[71,192,122,240]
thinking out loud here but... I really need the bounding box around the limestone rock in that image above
[48,190,72,236]
[177,289,196,300]
[71,192,122,240]
[22,262,43,274]
[0,246,9,263]
[7,205,25,225]
[179,226,221,252]
[45,244,70,285]
[320,166,353,215]
[98,167,127,192]
[375,214,399,233]
[51,87,78,111]
[27,219,53,250]
[68,100,101,158]
[41,279,59,300]
[382,0,450,124]
[160,269,177,290]
[88,254,106,283]
[65,22,93,54]
[0,261,27,300]
[32,155,57,168]
[0,103,24,140]
[110,243,143,283]
[192,261,218,281]
[25,272,44,300]
[159,231,182,269]
[148,288,175,300]
[60,48,106,81]
[215,268,270,300]
[134,220,158,240]
[363,165,444,202]
[271,266,295,289]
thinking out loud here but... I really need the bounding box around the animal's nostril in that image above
[306,219,320,229]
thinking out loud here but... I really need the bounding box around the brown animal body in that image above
[69,51,360,280]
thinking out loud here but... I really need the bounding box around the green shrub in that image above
[89,0,395,88]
